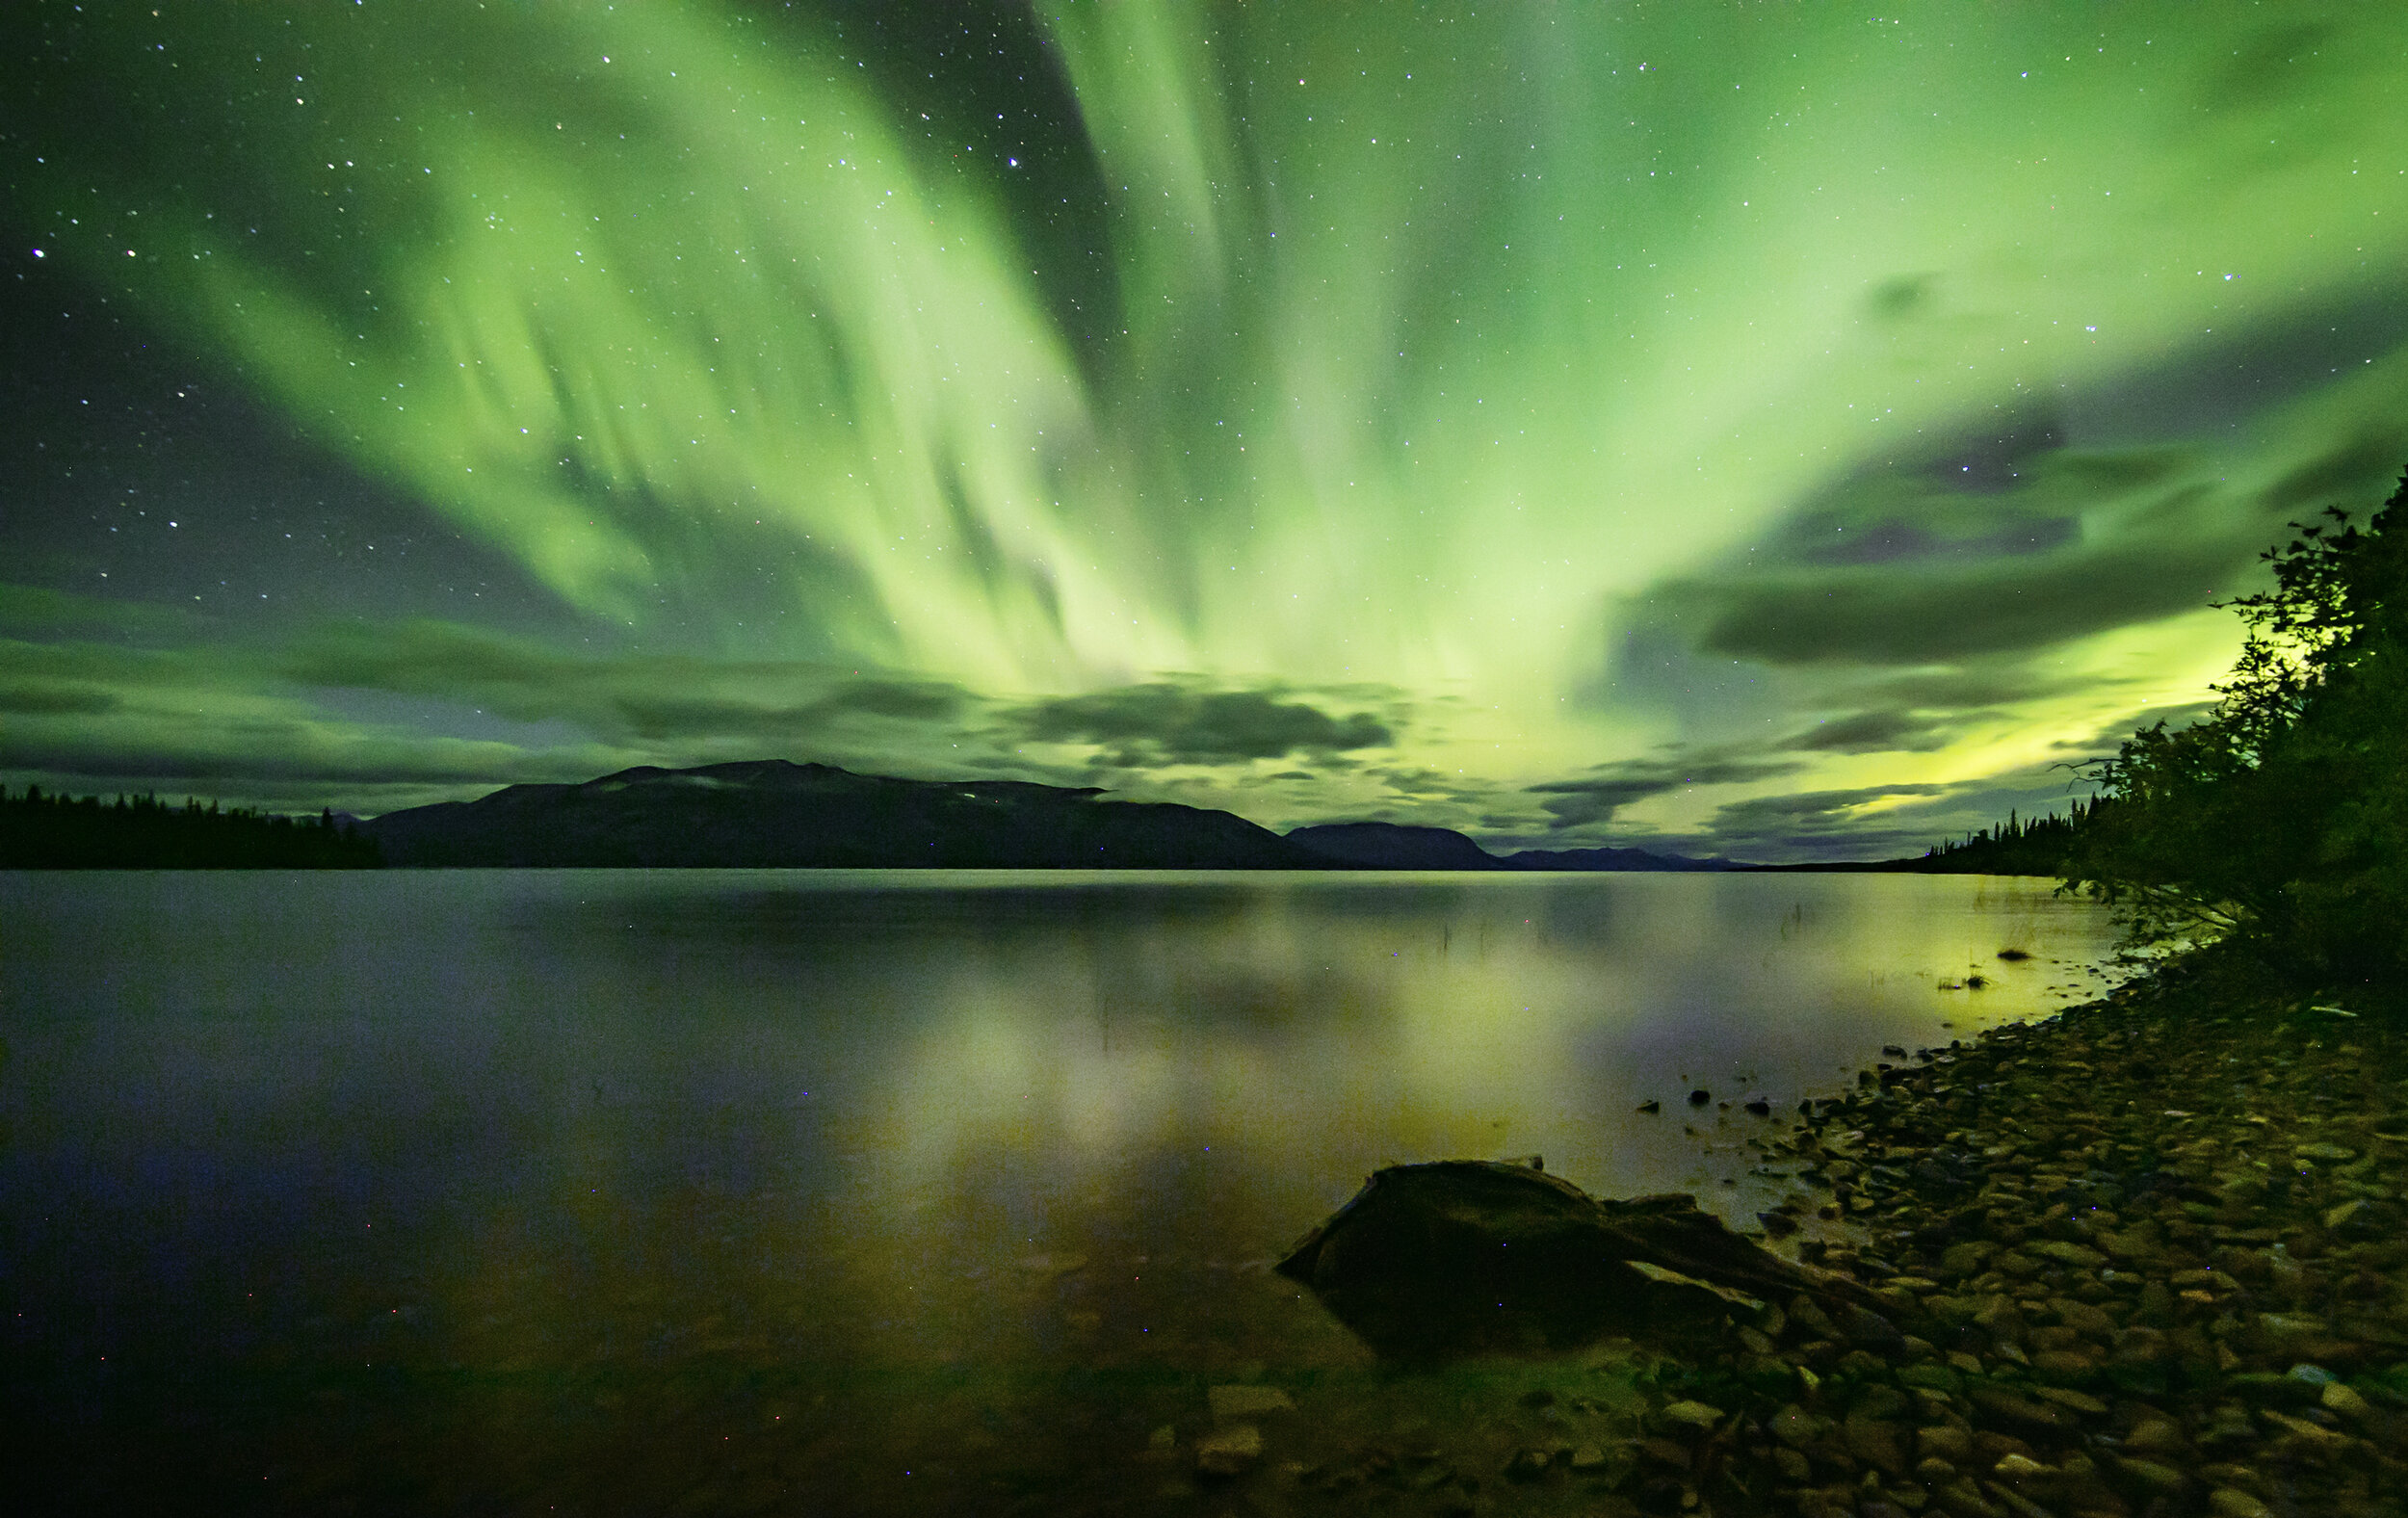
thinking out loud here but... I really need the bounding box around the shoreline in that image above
[1717,954,2408,1518]
[1183,955,2408,1518]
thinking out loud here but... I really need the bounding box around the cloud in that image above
[0,682,121,716]
[1670,484,2255,665]
[2047,699,2222,752]
[1709,783,1949,829]
[1009,683,1394,767]
[1614,380,2408,671]
[1694,784,1955,858]
[0,616,999,812]
[1528,754,1804,830]
[277,617,975,746]
[1779,709,1958,753]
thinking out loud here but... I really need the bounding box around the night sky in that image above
[6,2,2408,861]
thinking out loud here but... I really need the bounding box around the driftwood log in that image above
[1276,1159,1910,1360]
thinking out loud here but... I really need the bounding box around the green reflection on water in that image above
[1,869,2118,1509]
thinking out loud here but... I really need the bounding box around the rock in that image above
[1660,1400,1724,1430]
[2030,1385,2108,1415]
[1843,1414,1908,1476]
[2112,1454,2187,1495]
[1568,1443,1610,1471]
[2208,1487,2272,1518]
[2321,1380,2373,1420]
[2291,1143,2357,1164]
[1195,1424,1262,1477]
[1965,1385,2064,1431]
[1688,1088,1712,1107]
[1770,1405,1824,1449]
[2122,1419,2186,1454]
[1940,1241,1999,1277]
[1275,1160,1886,1358]
[2045,1297,2116,1337]
[1207,1384,1294,1422]
[2258,1406,2355,1454]
[1637,1099,1661,1113]
[1899,1362,1962,1395]
[1841,1303,1908,1352]
[1982,1478,2055,1518]
[2027,1240,2107,1269]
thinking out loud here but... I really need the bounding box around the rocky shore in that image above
[1707,952,2408,1518]
[1177,953,2408,1518]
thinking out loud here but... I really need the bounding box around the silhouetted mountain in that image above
[1502,846,1741,873]
[360,761,1322,869]
[1284,822,1505,870]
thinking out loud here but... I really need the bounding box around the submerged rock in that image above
[1274,1159,1883,1359]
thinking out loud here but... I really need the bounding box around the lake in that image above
[0,869,2123,1514]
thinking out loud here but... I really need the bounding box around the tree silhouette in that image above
[0,788,383,869]
[2062,476,2408,983]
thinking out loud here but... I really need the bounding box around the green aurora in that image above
[8,1,2408,859]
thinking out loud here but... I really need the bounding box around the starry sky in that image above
[6,2,2408,862]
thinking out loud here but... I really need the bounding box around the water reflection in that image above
[0,868,2121,1511]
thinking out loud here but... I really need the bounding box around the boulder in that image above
[1274,1159,1898,1359]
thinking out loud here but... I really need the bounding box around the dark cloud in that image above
[1709,783,1949,831]
[1779,709,1957,753]
[0,682,121,716]
[1638,472,2265,665]
[1528,755,1802,830]
[276,618,972,745]
[1851,663,2084,710]
[1800,514,2078,567]
[1010,683,1393,767]
[612,680,964,741]
[2260,430,2408,516]
[1618,320,2408,676]
[2047,699,2221,752]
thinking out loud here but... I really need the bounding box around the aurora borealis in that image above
[8,3,2408,860]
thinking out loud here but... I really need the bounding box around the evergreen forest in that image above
[0,787,383,869]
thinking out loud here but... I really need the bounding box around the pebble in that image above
[1639,952,2408,1516]
[1194,1423,1262,1477]
[2210,1488,2274,1518]
[1206,1384,1294,1422]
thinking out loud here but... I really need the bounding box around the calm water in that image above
[0,869,2121,1513]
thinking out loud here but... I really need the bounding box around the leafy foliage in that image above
[2061,477,2408,983]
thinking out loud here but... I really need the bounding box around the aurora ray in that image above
[8,1,2408,858]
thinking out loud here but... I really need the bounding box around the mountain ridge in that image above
[360,761,1748,871]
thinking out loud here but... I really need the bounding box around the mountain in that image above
[1284,822,1505,870]
[361,760,1321,869]
[1502,846,1741,873]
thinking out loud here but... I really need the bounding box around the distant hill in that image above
[1285,822,1505,870]
[1281,821,1739,872]
[1501,846,1741,873]
[359,765,1766,872]
[362,761,1320,869]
